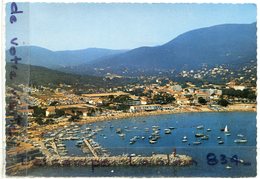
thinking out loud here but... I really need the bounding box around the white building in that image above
[129,105,162,113]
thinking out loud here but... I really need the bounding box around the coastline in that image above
[77,103,256,125]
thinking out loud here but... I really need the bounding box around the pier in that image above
[83,139,98,157]
[33,154,192,167]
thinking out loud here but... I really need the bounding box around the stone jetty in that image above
[33,154,192,167]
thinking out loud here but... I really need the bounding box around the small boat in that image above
[118,133,125,137]
[221,125,229,132]
[116,128,122,134]
[234,139,247,143]
[149,140,157,144]
[226,165,232,169]
[130,138,137,142]
[164,129,171,134]
[169,127,175,130]
[130,153,136,157]
[201,135,209,140]
[195,133,204,138]
[207,128,211,132]
[217,136,221,140]
[141,136,145,140]
[225,133,231,136]
[71,137,79,140]
[218,140,224,144]
[76,140,83,147]
[152,125,160,128]
[57,144,65,147]
[237,134,244,138]
[182,136,188,142]
[193,141,201,145]
[197,125,204,130]
[224,125,230,133]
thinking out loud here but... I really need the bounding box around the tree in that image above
[55,109,65,117]
[198,97,207,105]
[32,106,45,117]
[87,108,96,116]
[152,92,175,104]
[218,99,229,107]
[35,117,44,125]
[50,101,59,109]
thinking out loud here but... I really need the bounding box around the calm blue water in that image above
[19,112,256,177]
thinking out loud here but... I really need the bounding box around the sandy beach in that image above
[77,103,256,125]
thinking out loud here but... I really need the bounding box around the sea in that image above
[18,112,256,177]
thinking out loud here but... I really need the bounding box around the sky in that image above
[6,3,256,51]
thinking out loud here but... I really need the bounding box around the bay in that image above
[18,112,256,177]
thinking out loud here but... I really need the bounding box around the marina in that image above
[11,112,256,177]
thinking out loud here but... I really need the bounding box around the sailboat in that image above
[224,125,231,136]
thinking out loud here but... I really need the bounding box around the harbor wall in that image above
[33,154,192,167]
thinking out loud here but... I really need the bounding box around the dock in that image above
[83,139,98,157]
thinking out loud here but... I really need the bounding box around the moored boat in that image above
[218,140,224,144]
[149,140,157,144]
[197,125,204,130]
[195,133,204,138]
[234,139,247,143]
[201,135,209,140]
[193,141,201,145]
[164,129,171,134]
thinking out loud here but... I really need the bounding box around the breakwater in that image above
[33,154,192,167]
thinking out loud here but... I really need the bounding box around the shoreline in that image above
[77,104,256,125]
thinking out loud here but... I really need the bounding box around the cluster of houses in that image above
[7,78,256,120]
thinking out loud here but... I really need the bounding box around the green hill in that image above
[6,63,108,87]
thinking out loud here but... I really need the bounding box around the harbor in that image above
[6,112,256,177]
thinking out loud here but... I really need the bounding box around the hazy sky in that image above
[6,3,256,51]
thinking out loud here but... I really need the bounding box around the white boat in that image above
[218,140,224,144]
[224,125,229,133]
[201,135,209,140]
[237,134,244,138]
[207,128,211,132]
[129,141,135,144]
[193,141,201,145]
[182,136,188,142]
[226,165,232,169]
[149,140,157,144]
[197,125,204,130]
[76,140,83,147]
[118,133,125,137]
[164,129,171,134]
[182,139,188,143]
[234,139,247,143]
